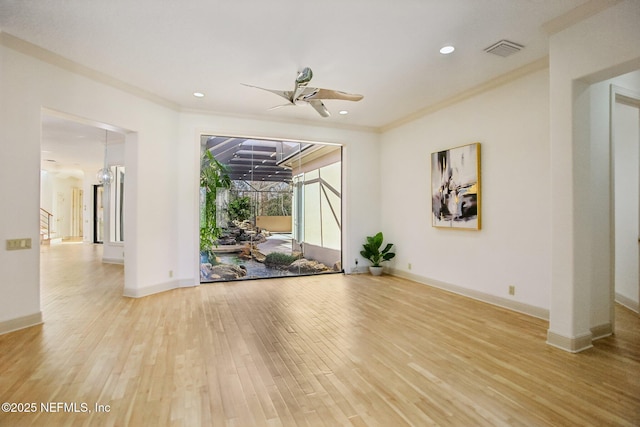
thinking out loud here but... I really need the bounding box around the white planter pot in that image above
[369,266,383,276]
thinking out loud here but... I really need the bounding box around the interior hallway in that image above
[0,243,638,426]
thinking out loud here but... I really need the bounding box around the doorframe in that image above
[610,84,640,318]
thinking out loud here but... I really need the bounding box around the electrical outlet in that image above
[508,285,515,296]
[169,270,173,278]
[408,263,412,270]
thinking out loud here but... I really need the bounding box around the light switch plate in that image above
[6,238,32,250]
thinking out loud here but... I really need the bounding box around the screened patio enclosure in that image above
[199,135,342,282]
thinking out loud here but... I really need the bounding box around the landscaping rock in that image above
[215,237,237,246]
[288,259,330,274]
[251,249,266,263]
[210,264,247,280]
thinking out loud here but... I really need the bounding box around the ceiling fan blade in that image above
[305,88,363,101]
[267,103,295,111]
[242,83,293,102]
[309,100,331,117]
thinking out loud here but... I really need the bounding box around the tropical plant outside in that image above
[231,181,292,217]
[228,196,252,222]
[200,150,231,258]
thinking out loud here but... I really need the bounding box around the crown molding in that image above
[1,31,180,111]
[542,0,622,35]
[380,57,549,133]
[180,106,379,134]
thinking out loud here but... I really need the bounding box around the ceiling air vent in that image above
[484,40,524,57]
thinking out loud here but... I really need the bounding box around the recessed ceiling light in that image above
[440,45,455,55]
[193,92,205,98]
[339,110,348,115]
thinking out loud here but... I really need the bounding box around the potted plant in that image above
[360,232,395,276]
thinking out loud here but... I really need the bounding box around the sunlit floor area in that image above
[0,243,639,426]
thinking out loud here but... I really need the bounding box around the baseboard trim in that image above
[546,330,593,353]
[124,280,178,298]
[615,292,639,313]
[0,312,43,335]
[348,266,372,275]
[179,278,198,288]
[123,279,196,298]
[591,322,613,340]
[388,268,549,320]
[102,257,124,265]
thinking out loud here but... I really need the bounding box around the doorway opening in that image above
[199,135,343,282]
[40,112,126,262]
[612,84,640,315]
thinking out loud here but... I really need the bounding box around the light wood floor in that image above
[1,243,639,426]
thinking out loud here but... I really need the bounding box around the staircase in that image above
[40,208,55,244]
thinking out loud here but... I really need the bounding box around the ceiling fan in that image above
[243,67,363,118]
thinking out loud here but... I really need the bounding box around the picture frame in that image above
[431,142,481,230]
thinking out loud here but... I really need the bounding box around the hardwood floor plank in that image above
[0,243,638,426]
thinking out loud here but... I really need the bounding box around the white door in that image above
[56,191,65,238]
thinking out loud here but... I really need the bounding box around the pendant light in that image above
[96,129,113,185]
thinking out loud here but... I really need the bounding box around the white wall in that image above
[380,69,551,314]
[548,0,640,350]
[0,38,180,326]
[1,44,44,328]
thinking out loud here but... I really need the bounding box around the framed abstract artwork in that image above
[431,142,481,230]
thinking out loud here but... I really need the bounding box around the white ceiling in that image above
[1,0,595,174]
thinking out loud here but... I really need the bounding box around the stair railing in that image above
[40,208,53,241]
